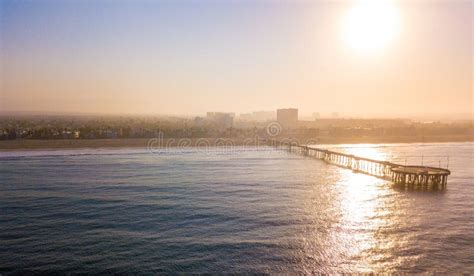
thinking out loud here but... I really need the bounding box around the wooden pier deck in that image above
[285,144,450,189]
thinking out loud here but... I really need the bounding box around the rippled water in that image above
[1,143,473,273]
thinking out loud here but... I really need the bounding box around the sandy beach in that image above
[0,135,472,151]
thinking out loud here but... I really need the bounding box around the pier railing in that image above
[285,144,450,190]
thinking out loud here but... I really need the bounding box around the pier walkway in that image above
[285,144,450,189]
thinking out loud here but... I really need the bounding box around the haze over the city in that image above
[1,0,472,118]
[1,2,474,274]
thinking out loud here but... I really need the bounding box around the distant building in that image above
[277,108,298,129]
[239,111,276,122]
[206,112,234,128]
[312,112,320,120]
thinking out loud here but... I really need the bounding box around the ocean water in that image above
[0,143,473,273]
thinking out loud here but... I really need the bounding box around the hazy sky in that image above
[0,0,472,118]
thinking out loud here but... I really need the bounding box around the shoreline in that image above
[0,135,472,152]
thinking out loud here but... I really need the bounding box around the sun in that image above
[342,0,401,54]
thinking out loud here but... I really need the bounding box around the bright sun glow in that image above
[343,0,401,54]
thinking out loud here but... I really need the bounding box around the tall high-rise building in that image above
[277,108,298,129]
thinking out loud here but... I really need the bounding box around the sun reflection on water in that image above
[329,145,414,272]
[343,144,388,161]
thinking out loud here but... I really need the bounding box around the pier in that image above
[285,144,450,189]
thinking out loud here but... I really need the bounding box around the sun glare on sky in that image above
[1,0,472,116]
[343,0,401,55]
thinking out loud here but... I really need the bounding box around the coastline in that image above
[0,135,472,152]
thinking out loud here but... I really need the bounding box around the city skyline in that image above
[0,1,473,273]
